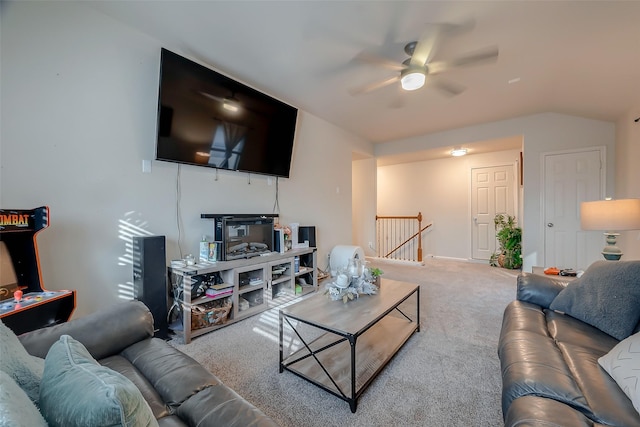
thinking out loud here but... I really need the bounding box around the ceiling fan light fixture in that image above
[451,147,467,157]
[400,69,426,91]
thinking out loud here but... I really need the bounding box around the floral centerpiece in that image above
[325,266,379,303]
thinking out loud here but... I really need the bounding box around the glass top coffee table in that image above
[279,278,420,412]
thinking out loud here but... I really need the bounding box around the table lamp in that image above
[580,198,640,260]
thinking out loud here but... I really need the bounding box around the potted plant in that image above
[369,267,384,285]
[490,214,522,269]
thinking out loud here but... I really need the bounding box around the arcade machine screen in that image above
[0,242,18,300]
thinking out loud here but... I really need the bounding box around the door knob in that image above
[547,223,554,227]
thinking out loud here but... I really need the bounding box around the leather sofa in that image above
[17,300,279,427]
[498,272,640,427]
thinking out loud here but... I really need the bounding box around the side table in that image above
[531,266,577,282]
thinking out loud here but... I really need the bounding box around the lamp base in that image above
[601,232,623,261]
[602,251,623,261]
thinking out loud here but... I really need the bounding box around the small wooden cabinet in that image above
[169,248,317,343]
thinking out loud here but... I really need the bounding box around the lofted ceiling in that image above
[88,1,640,159]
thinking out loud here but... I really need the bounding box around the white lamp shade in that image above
[580,199,640,231]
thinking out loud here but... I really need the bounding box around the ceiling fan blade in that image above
[428,46,499,75]
[349,75,400,96]
[353,51,404,71]
[410,25,441,67]
[430,78,466,97]
[389,95,405,109]
[410,19,475,67]
[439,18,476,37]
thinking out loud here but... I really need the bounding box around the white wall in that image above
[377,149,521,260]
[615,107,640,260]
[1,2,370,317]
[376,113,616,271]
[352,157,377,257]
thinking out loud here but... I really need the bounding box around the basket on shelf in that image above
[190,298,232,330]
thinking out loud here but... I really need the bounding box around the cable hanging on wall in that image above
[175,164,184,258]
[273,177,280,216]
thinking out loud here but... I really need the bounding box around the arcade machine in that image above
[0,206,76,335]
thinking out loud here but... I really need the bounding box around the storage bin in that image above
[190,298,232,330]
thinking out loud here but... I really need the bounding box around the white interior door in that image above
[471,165,516,260]
[543,149,604,270]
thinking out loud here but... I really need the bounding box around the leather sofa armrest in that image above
[19,300,154,360]
[516,272,568,308]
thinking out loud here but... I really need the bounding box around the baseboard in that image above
[365,256,424,266]
[366,255,489,266]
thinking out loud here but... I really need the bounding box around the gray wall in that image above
[1,2,370,317]
[375,113,616,272]
[615,106,640,260]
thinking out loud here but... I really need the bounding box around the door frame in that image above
[539,146,606,266]
[469,161,519,260]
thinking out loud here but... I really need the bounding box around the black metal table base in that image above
[279,285,419,413]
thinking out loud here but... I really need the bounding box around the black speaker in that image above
[298,226,316,247]
[132,235,169,339]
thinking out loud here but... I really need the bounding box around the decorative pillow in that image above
[0,319,44,404]
[39,335,158,427]
[0,371,47,427]
[599,331,640,415]
[550,260,640,340]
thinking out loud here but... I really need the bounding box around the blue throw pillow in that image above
[39,335,158,427]
[550,260,640,340]
[0,371,47,427]
[0,319,44,405]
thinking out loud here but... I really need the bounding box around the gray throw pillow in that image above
[0,319,44,404]
[39,335,158,427]
[0,371,47,427]
[550,260,640,340]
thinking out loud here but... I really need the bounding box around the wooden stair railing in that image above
[375,212,431,262]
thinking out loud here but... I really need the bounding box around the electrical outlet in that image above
[142,159,151,173]
[368,242,374,250]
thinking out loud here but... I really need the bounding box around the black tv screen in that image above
[155,48,298,178]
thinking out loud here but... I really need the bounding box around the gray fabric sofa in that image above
[18,300,279,427]
[498,271,640,427]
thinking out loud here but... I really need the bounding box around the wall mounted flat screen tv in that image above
[156,48,298,178]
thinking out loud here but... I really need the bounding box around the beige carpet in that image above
[170,257,520,427]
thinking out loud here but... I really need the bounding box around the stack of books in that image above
[205,283,233,298]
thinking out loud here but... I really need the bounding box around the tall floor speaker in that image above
[298,226,316,247]
[132,235,169,339]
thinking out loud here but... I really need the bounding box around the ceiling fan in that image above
[349,22,499,97]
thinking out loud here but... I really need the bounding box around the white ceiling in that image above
[89,1,640,156]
